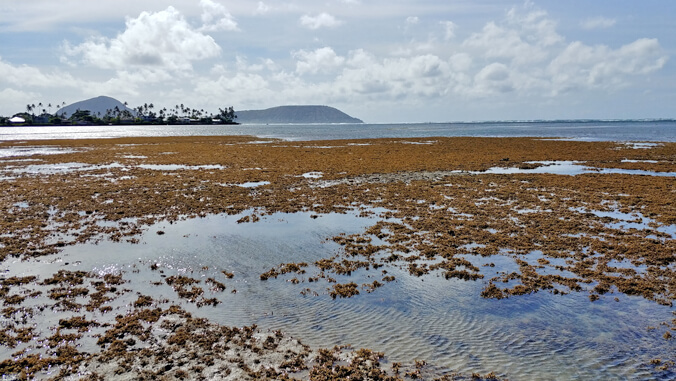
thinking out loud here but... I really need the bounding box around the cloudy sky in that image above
[1,0,674,122]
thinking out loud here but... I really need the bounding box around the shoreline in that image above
[1,136,674,379]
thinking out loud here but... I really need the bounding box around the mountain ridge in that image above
[56,96,363,124]
[56,96,137,118]
[236,105,363,124]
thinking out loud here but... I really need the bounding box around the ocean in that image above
[1,119,675,142]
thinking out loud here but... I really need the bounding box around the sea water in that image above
[1,120,675,142]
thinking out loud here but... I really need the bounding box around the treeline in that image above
[1,103,238,126]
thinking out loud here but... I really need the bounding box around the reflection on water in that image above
[3,210,675,380]
[1,120,675,142]
[482,161,676,177]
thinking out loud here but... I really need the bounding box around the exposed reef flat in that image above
[0,136,674,379]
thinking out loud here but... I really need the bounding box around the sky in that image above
[0,0,674,123]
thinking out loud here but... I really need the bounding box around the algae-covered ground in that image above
[0,136,674,380]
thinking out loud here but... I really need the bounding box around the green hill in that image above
[56,96,137,118]
[236,105,363,124]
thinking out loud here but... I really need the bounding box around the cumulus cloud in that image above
[62,7,221,76]
[406,16,419,25]
[440,21,457,40]
[0,57,81,88]
[548,38,667,94]
[0,88,38,114]
[580,16,616,30]
[300,13,342,30]
[0,57,121,115]
[463,21,547,65]
[293,47,346,75]
[280,4,667,102]
[474,63,513,94]
[506,5,562,47]
[199,0,239,32]
[463,5,562,66]
[256,2,270,14]
[7,2,668,120]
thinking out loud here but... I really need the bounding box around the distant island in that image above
[0,96,237,126]
[1,96,363,126]
[236,105,363,124]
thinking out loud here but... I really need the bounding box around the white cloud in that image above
[0,88,39,114]
[300,13,342,30]
[0,57,82,88]
[406,16,419,25]
[580,17,616,30]
[196,72,272,101]
[330,52,454,100]
[346,49,377,68]
[449,53,472,72]
[235,56,278,72]
[62,7,221,76]
[463,5,562,66]
[294,47,346,75]
[506,5,562,47]
[2,2,669,121]
[473,62,513,95]
[256,2,270,14]
[199,0,239,32]
[280,5,667,103]
[548,38,667,94]
[463,21,548,65]
[440,21,457,40]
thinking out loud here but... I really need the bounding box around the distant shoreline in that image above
[1,120,675,143]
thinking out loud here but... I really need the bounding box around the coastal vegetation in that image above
[0,101,238,126]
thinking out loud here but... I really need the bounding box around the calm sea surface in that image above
[1,120,675,142]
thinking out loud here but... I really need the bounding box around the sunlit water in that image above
[1,120,675,142]
[4,211,674,380]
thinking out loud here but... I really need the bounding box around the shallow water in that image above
[482,161,676,177]
[1,120,675,142]
[4,210,674,380]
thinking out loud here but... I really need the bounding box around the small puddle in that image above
[482,161,676,177]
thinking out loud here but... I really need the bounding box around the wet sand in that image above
[0,136,674,379]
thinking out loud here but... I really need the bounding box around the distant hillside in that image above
[236,105,363,124]
[57,96,137,118]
